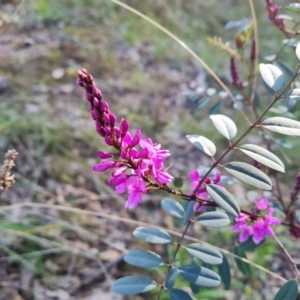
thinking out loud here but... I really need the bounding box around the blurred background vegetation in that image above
[0,0,299,299]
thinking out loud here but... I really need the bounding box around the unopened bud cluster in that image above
[266,0,285,31]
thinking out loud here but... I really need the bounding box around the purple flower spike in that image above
[77,68,173,209]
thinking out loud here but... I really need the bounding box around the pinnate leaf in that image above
[133,227,173,244]
[161,198,185,219]
[262,117,300,136]
[273,280,298,300]
[177,264,221,287]
[112,275,156,294]
[186,135,216,157]
[196,211,230,227]
[224,161,272,190]
[186,243,223,265]
[124,250,163,268]
[239,144,285,173]
[206,184,240,216]
[259,63,285,92]
[210,114,237,140]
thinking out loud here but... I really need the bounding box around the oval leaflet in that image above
[112,275,156,294]
[186,135,216,157]
[124,250,164,268]
[133,227,173,244]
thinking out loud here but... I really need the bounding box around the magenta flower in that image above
[77,68,173,209]
[232,198,281,244]
[189,169,222,212]
[254,198,268,211]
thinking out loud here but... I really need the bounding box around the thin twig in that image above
[273,234,300,279]
[248,0,259,106]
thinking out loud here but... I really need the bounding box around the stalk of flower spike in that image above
[265,0,285,31]
[77,69,173,209]
[250,39,256,61]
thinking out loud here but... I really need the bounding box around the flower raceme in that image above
[77,69,173,209]
[232,198,281,244]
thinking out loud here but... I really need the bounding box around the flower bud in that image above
[100,101,109,112]
[97,151,113,159]
[103,112,110,124]
[120,118,129,136]
[85,92,93,101]
[109,113,116,126]
[114,127,121,139]
[93,97,100,107]
[105,135,113,146]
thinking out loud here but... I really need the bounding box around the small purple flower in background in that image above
[230,57,244,90]
[232,198,281,244]
[266,0,285,31]
[189,169,222,212]
[77,68,173,209]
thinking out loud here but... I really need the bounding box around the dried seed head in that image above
[0,149,18,191]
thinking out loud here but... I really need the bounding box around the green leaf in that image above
[276,14,294,21]
[168,288,196,300]
[196,97,210,111]
[239,144,285,173]
[217,254,231,288]
[186,243,223,265]
[224,161,272,190]
[254,91,260,108]
[274,280,298,300]
[234,247,252,276]
[239,238,264,252]
[186,135,216,157]
[259,63,285,92]
[274,61,293,78]
[124,250,164,268]
[209,101,222,115]
[177,264,221,287]
[196,211,230,227]
[112,275,156,294]
[133,227,173,244]
[183,201,196,223]
[296,42,300,61]
[165,268,178,289]
[210,114,237,140]
[206,184,240,216]
[173,177,183,188]
[161,198,185,219]
[262,117,300,136]
[290,3,300,9]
